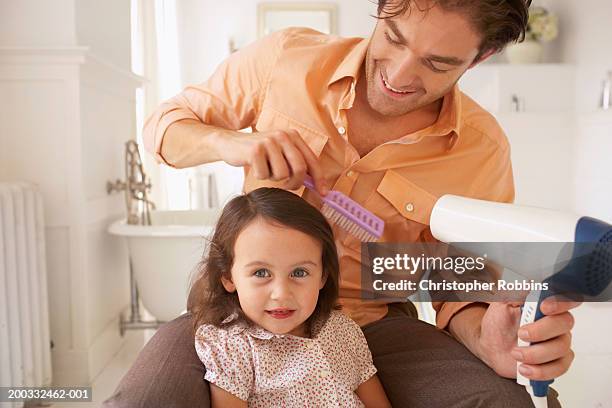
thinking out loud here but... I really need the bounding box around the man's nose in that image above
[386,52,420,87]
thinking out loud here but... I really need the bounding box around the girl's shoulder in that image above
[195,322,256,402]
[195,322,243,342]
[325,309,361,329]
[327,310,354,325]
[317,310,377,385]
[316,309,363,339]
[195,322,256,369]
[195,314,253,350]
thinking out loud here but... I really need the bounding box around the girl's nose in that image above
[270,280,292,301]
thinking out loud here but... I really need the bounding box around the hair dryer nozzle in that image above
[550,217,612,299]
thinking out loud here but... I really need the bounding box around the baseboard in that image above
[51,314,130,386]
[88,315,131,382]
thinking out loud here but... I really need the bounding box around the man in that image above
[106,1,576,406]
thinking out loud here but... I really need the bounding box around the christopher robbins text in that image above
[372,279,549,293]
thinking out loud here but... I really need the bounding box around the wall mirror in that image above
[258,2,338,38]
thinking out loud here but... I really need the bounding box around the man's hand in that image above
[218,129,327,195]
[449,298,579,380]
[161,120,327,195]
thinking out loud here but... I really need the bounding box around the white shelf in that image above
[578,110,612,125]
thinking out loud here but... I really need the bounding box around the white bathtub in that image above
[108,210,220,321]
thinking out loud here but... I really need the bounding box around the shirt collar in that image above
[222,313,275,340]
[431,84,462,138]
[222,312,330,341]
[393,84,463,150]
[327,37,370,87]
[428,84,462,151]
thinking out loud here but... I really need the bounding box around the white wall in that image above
[550,0,612,224]
[550,0,612,113]
[0,0,140,386]
[0,0,77,47]
[459,64,576,210]
[527,0,612,111]
[175,0,376,85]
[75,0,133,71]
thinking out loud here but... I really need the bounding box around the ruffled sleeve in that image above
[195,324,255,401]
[332,311,378,387]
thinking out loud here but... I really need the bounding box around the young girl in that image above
[188,187,391,407]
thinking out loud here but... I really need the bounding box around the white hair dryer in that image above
[430,195,612,408]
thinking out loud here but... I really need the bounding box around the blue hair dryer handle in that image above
[530,296,555,397]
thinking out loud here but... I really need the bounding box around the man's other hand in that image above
[449,299,579,381]
[478,299,579,380]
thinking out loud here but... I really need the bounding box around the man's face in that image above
[365,3,484,116]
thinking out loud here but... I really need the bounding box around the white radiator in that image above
[0,183,52,405]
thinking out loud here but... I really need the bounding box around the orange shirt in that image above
[143,28,515,329]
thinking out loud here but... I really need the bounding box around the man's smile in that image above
[379,70,420,99]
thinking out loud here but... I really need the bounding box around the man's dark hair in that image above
[377,0,533,59]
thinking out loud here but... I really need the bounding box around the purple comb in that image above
[303,176,384,242]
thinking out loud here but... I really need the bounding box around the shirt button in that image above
[320,369,332,378]
[346,170,354,178]
[306,341,315,349]
[337,126,346,135]
[405,203,415,212]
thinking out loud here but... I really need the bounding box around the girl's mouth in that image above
[266,309,295,319]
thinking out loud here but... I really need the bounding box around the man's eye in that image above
[426,60,450,73]
[291,268,309,278]
[254,268,271,278]
[384,31,402,46]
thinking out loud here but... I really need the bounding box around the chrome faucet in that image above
[188,170,219,210]
[107,140,155,225]
[107,140,162,335]
[602,71,612,110]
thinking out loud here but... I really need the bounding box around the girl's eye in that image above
[291,268,309,278]
[253,268,271,278]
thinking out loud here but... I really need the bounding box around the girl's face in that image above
[221,217,326,337]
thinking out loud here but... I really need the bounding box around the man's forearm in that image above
[160,119,236,168]
[447,303,488,361]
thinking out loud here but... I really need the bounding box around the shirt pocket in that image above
[245,108,329,193]
[255,108,329,157]
[366,170,439,241]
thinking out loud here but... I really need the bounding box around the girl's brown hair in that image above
[187,187,340,333]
